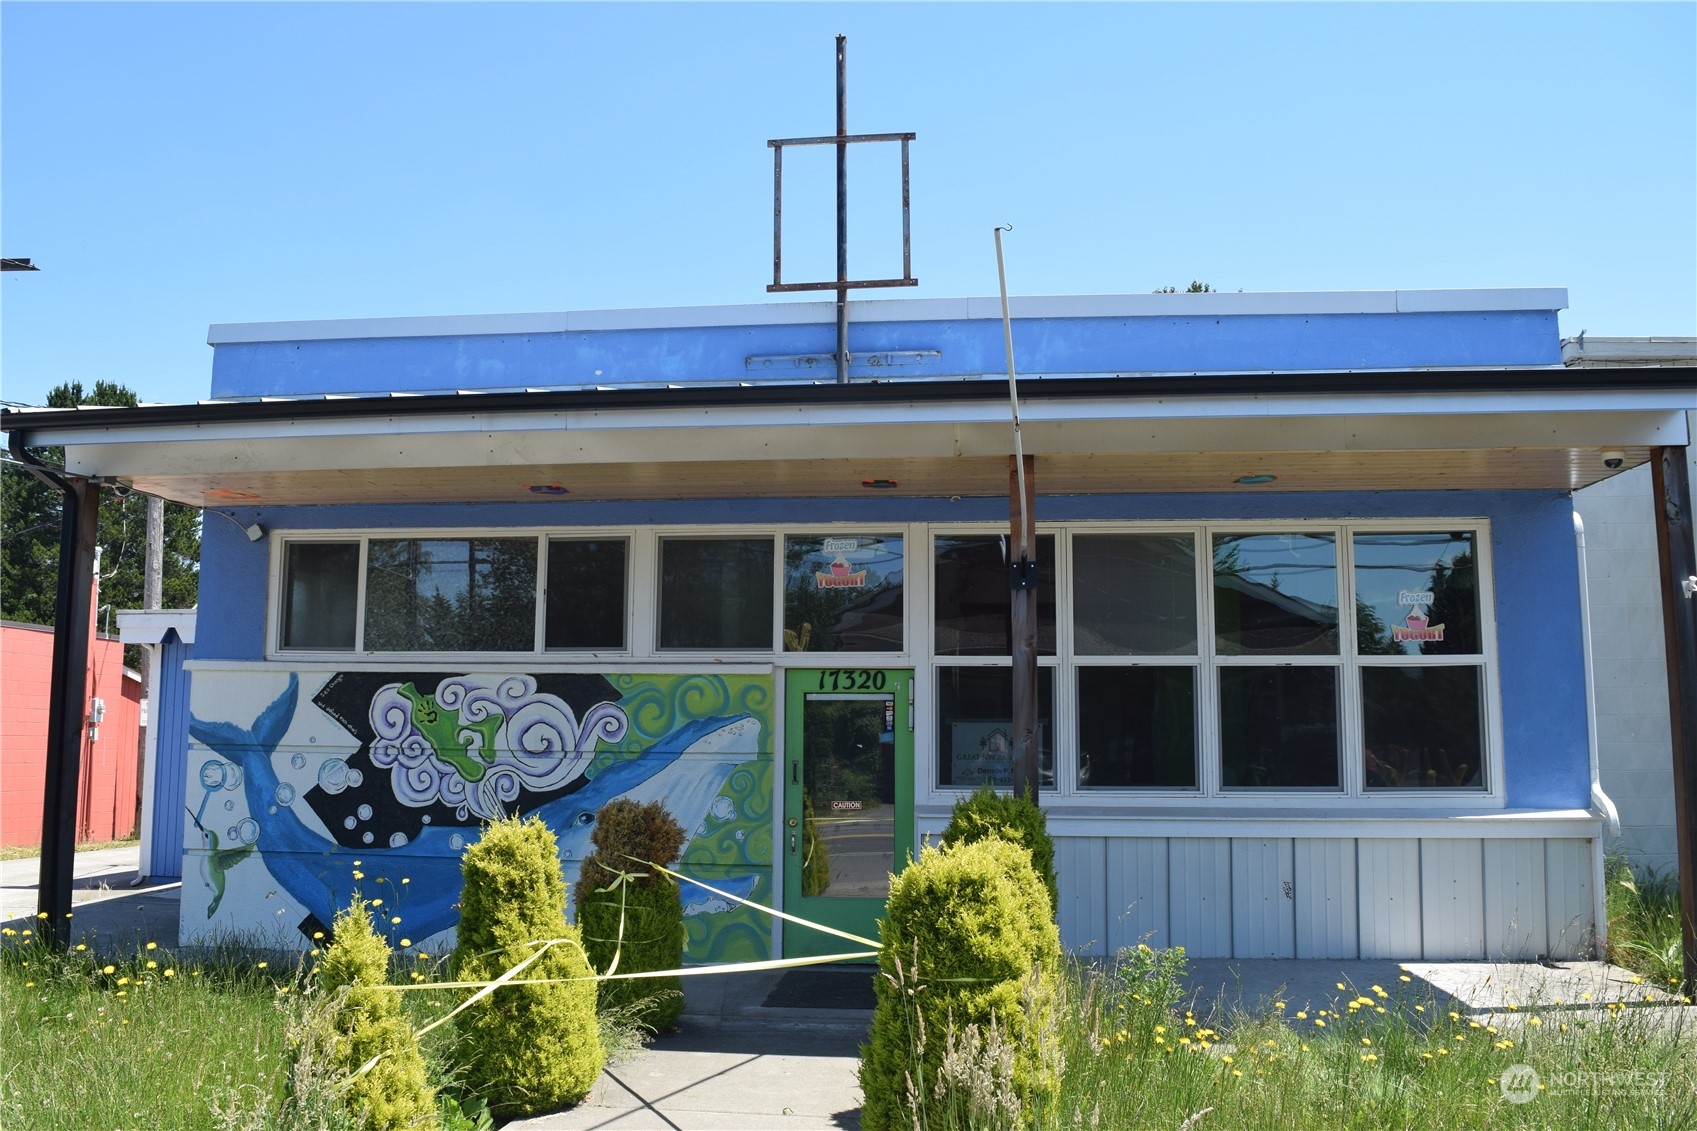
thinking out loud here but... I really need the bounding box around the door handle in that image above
[791,760,799,784]
[789,832,797,856]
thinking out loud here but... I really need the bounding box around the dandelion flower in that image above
[75,944,87,952]
[371,899,383,907]
[1231,1069,1242,1078]
[312,931,324,940]
[1399,974,1411,983]
[1336,982,1347,991]
[400,938,412,948]
[1314,1019,1326,1028]
[146,960,157,970]
[102,965,116,975]
[145,942,158,951]
[1222,1055,1234,1064]
[391,916,401,925]
[1528,1016,1542,1026]
[257,961,268,969]
[1296,1011,1308,1020]
[164,969,175,978]
[1361,1037,1372,1046]
[1361,1053,1378,1062]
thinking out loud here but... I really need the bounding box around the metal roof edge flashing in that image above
[206,288,1571,346]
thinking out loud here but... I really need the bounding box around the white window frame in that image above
[919,519,1503,811]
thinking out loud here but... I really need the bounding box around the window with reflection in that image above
[1362,667,1483,788]
[365,538,538,652]
[1073,534,1197,656]
[783,534,903,652]
[1219,666,1340,789]
[936,667,1054,790]
[658,537,774,650]
[1353,532,1479,656]
[934,535,1055,657]
[1213,533,1338,656]
[1077,667,1196,788]
[545,538,627,650]
[281,542,359,650]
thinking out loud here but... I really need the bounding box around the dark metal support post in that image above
[834,34,849,385]
[37,475,102,946]
[1650,445,1697,997]
[1009,454,1039,800]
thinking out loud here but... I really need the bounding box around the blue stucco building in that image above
[10,287,1694,962]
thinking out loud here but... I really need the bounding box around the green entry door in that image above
[782,669,914,960]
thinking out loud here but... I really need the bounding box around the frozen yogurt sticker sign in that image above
[816,539,869,589]
[1392,591,1445,643]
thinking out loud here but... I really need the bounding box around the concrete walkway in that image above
[6,858,1692,1130]
[1,845,181,950]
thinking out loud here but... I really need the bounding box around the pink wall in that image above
[1,622,142,848]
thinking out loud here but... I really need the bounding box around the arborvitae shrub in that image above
[940,784,1058,917]
[577,799,687,1031]
[800,793,831,896]
[451,815,604,1116]
[304,898,437,1131]
[859,836,1062,1131]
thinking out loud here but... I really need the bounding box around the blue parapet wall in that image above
[208,293,1566,398]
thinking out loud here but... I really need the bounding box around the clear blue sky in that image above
[3,2,1693,409]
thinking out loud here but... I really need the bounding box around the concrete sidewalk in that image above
[505,970,871,1130]
[1,845,183,951]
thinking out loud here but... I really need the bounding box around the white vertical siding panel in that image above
[1357,838,1422,959]
[1544,839,1595,960]
[1421,839,1486,960]
[1168,837,1232,957]
[1294,839,1359,959]
[1054,837,1108,955]
[1483,839,1548,959]
[1107,838,1169,953]
[1231,838,1295,958]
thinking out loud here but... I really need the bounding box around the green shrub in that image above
[577,799,687,1032]
[859,836,1062,1131]
[940,784,1058,918]
[451,815,604,1117]
[304,899,437,1131]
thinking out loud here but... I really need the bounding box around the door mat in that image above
[762,966,878,1011]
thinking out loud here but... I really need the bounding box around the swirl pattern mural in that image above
[184,669,774,963]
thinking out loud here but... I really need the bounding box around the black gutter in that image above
[3,366,1694,434]
[5,433,101,948]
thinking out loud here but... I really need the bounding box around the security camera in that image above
[1602,450,1626,471]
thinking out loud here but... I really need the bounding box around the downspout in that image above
[1573,510,1619,956]
[7,430,101,947]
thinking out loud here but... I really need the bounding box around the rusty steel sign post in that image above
[767,36,917,384]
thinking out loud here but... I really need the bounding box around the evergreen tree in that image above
[1,382,200,636]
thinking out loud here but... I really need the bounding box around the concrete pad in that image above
[504,1043,863,1130]
[1402,960,1684,1009]
[1180,958,1462,1018]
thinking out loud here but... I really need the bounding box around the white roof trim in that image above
[116,608,197,645]
[207,288,1570,345]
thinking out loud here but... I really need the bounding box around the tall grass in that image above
[1606,854,1686,989]
[1,927,299,1131]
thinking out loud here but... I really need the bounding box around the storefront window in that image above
[280,541,359,650]
[936,666,1053,790]
[934,534,1055,657]
[1353,532,1479,656]
[1362,666,1484,788]
[1218,666,1340,789]
[545,538,627,650]
[657,536,774,650]
[1213,533,1338,656]
[1074,533,1197,656]
[364,538,538,652]
[1077,666,1196,788]
[782,534,903,652]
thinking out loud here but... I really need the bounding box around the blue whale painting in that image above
[188,673,761,946]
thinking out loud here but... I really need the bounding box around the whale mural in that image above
[182,669,774,962]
